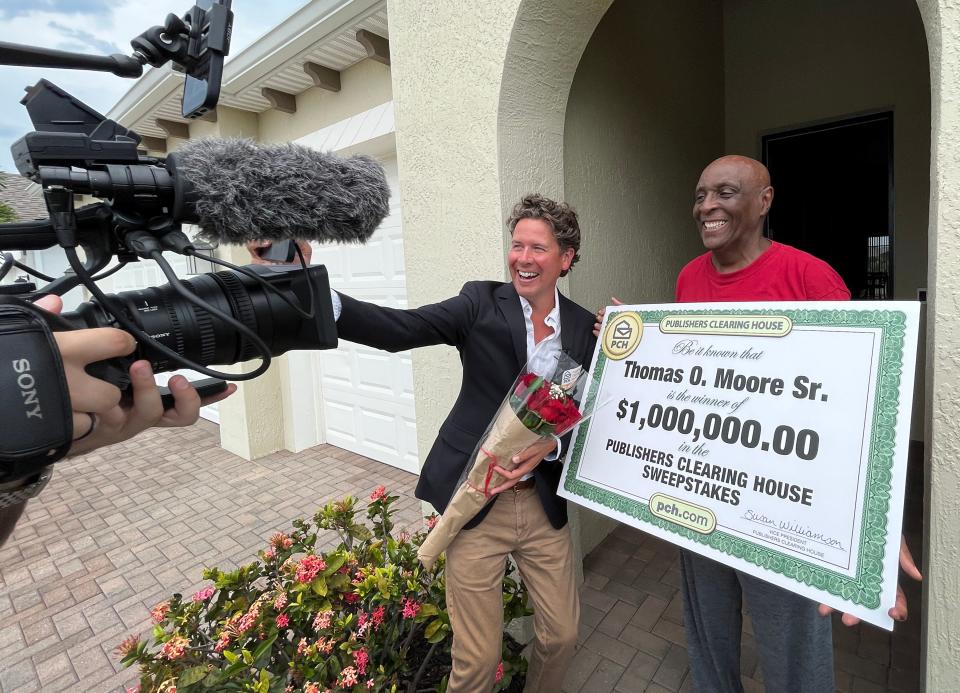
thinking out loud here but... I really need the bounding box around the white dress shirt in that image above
[518,288,564,466]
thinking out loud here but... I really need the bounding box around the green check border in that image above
[566,308,908,609]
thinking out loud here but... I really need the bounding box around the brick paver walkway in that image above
[0,422,922,692]
[570,526,921,692]
[0,421,422,692]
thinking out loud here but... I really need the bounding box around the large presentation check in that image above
[560,302,919,629]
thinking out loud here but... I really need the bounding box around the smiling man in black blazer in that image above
[331,194,597,692]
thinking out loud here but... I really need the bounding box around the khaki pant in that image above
[445,485,579,693]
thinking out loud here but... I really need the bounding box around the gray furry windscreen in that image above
[174,138,390,244]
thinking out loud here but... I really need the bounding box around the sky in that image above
[0,0,307,172]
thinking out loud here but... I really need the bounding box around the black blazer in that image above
[335,281,597,529]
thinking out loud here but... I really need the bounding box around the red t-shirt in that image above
[675,241,850,302]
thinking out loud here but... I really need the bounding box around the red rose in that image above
[556,400,583,432]
[526,384,552,410]
[539,399,566,424]
[514,373,541,398]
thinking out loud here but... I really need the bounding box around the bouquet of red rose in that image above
[418,353,597,569]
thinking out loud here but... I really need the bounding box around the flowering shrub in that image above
[118,487,530,692]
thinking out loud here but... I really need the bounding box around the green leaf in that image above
[427,623,449,644]
[241,648,253,665]
[351,523,373,541]
[424,618,443,639]
[252,632,277,665]
[419,603,439,617]
[326,573,350,590]
[257,668,270,692]
[323,553,347,576]
[178,666,208,687]
[222,649,239,664]
[311,576,328,596]
[221,658,247,677]
[375,576,391,595]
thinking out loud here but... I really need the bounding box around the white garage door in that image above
[309,156,419,473]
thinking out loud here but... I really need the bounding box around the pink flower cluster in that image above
[401,597,421,619]
[338,666,359,687]
[357,610,369,631]
[426,515,440,530]
[214,632,230,653]
[276,614,290,628]
[353,646,369,675]
[371,605,385,629]
[192,587,215,603]
[273,592,288,610]
[159,635,188,660]
[237,600,263,634]
[150,601,170,624]
[115,634,140,659]
[270,532,293,550]
[495,661,504,682]
[295,554,327,584]
[369,485,387,501]
[313,609,333,631]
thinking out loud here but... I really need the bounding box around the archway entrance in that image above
[501,0,930,688]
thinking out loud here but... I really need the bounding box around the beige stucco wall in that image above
[916,1,960,688]
[386,0,523,462]
[564,0,724,314]
[188,106,260,141]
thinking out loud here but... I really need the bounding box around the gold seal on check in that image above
[602,311,643,360]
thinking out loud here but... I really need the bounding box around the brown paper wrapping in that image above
[418,402,543,569]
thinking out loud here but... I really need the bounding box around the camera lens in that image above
[63,264,336,374]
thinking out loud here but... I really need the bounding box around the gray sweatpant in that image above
[679,549,834,693]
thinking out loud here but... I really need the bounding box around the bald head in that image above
[692,155,775,271]
[702,155,771,189]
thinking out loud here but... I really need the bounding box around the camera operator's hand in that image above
[246,239,313,266]
[36,296,236,457]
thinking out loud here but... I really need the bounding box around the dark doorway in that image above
[762,113,894,299]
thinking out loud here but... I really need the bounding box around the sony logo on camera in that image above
[10,359,43,420]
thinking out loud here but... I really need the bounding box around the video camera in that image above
[0,1,371,486]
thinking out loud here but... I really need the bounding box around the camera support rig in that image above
[0,2,234,297]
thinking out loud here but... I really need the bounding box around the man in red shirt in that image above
[677,155,849,302]
[595,155,921,692]
[676,156,919,692]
